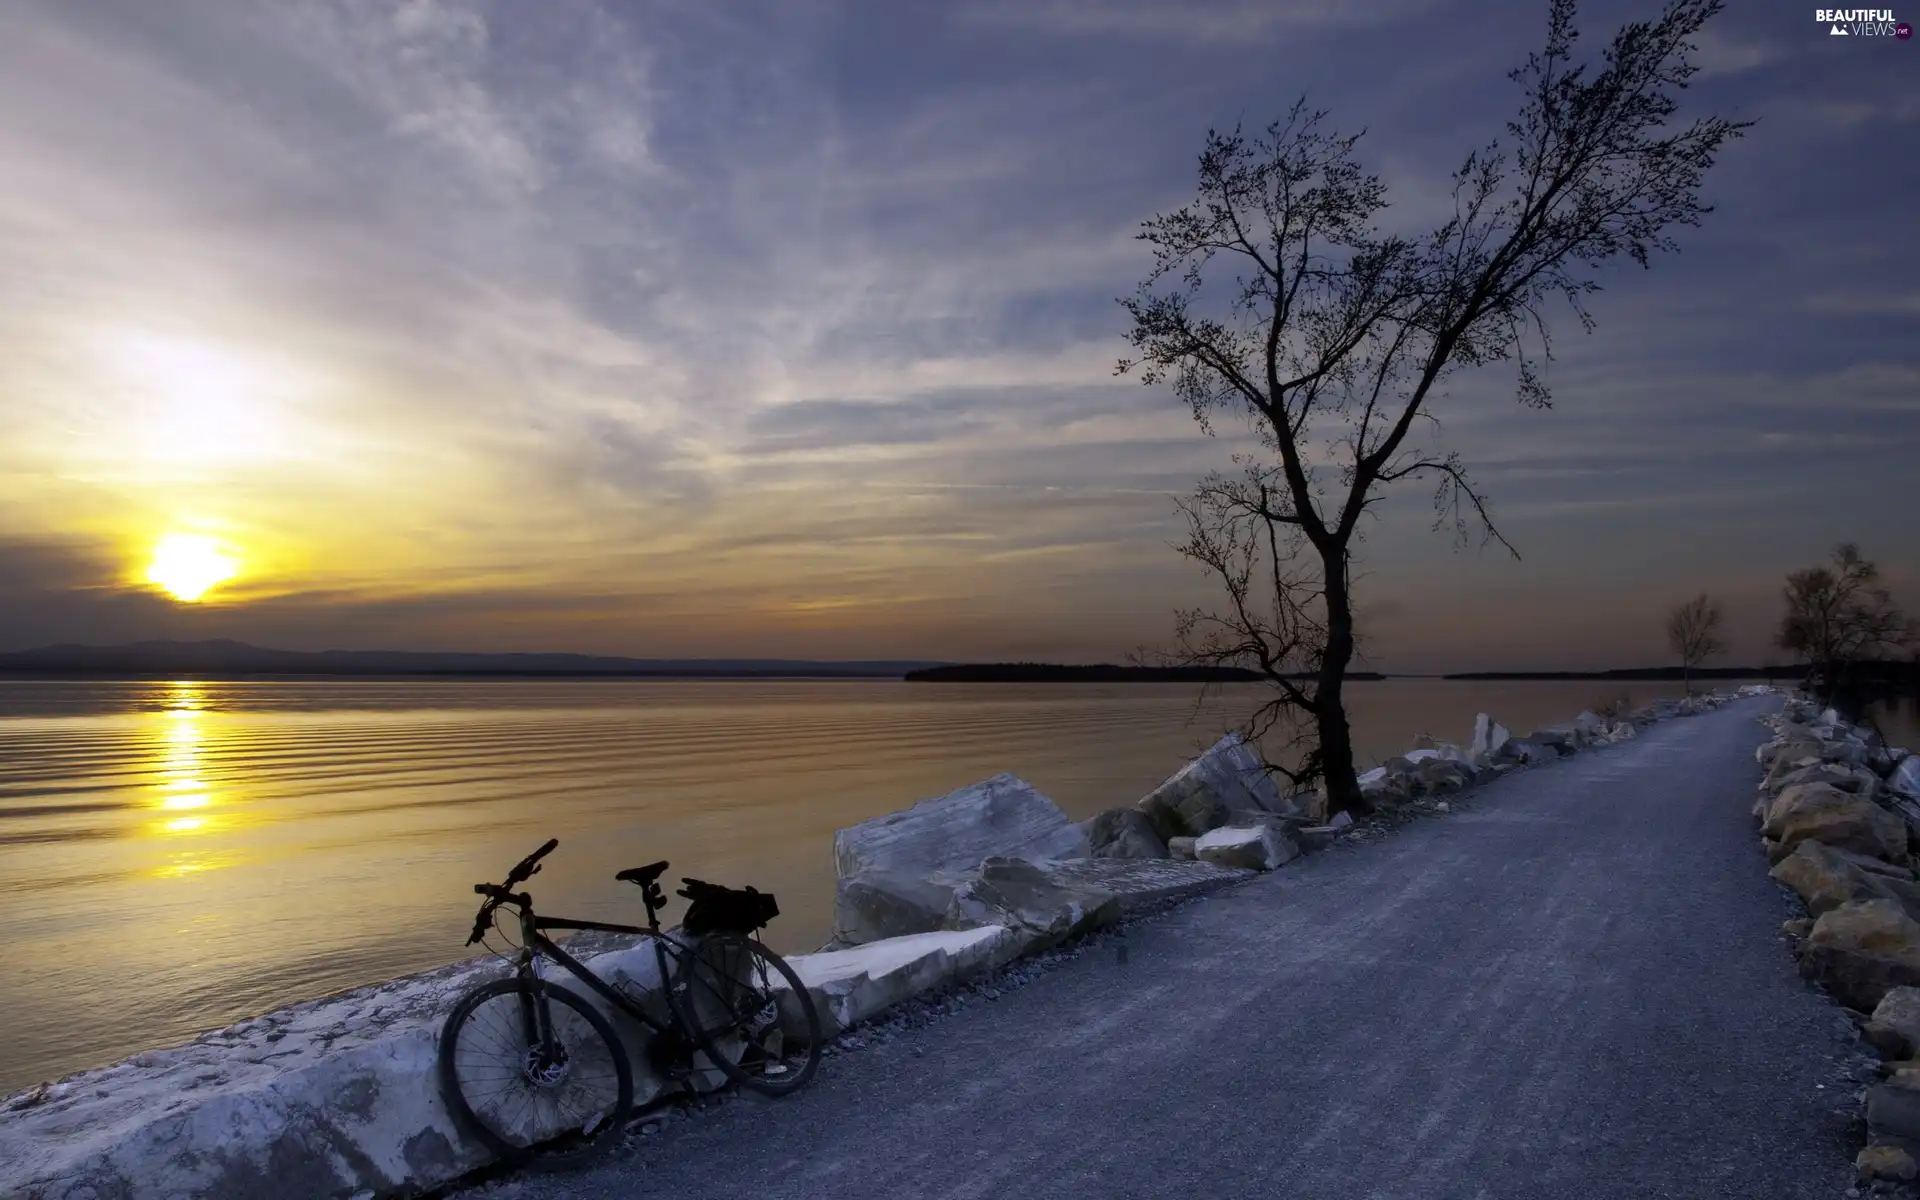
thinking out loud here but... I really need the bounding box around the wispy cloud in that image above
[0,0,1913,670]
[957,0,1433,41]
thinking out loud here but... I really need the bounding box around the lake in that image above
[0,675,1903,1096]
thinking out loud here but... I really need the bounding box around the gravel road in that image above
[463,696,1874,1200]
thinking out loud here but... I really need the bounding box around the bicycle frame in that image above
[508,906,696,1038]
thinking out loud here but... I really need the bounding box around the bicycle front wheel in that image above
[438,978,633,1170]
[665,934,822,1097]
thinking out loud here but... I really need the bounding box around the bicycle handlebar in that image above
[505,838,559,886]
[467,838,557,945]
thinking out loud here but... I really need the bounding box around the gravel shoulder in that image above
[463,696,1869,1200]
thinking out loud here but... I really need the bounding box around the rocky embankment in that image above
[0,687,1757,1200]
[1751,697,1920,1190]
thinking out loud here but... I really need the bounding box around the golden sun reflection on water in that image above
[143,682,241,876]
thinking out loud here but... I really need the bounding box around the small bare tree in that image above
[1118,0,1749,813]
[1776,544,1915,698]
[1665,593,1725,695]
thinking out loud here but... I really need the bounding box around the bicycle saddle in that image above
[615,861,669,885]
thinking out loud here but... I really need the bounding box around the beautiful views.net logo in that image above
[1815,7,1913,36]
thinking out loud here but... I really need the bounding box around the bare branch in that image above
[1120,0,1748,813]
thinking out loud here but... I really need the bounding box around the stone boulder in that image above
[1135,734,1296,844]
[1800,899,1920,1011]
[831,869,962,946]
[941,856,1121,952]
[1501,739,1561,765]
[1770,840,1920,918]
[1415,757,1474,794]
[779,926,1021,1037]
[1136,772,1230,842]
[834,773,1089,880]
[1529,725,1584,754]
[1857,1142,1920,1183]
[1357,766,1413,805]
[1822,737,1873,768]
[1867,987,1920,1061]
[1296,812,1356,852]
[1078,807,1169,860]
[1470,713,1511,764]
[1866,1073,1920,1149]
[1573,710,1606,738]
[1762,782,1908,866]
[1193,824,1300,871]
[1866,736,1898,779]
[1759,736,1827,771]
[0,933,760,1200]
[1033,856,1256,916]
[1761,758,1882,800]
[1892,756,1920,803]
[1168,836,1196,861]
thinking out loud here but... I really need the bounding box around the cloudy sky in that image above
[0,0,1914,671]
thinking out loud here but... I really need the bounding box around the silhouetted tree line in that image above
[905,663,1389,683]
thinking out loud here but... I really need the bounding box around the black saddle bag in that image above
[678,878,780,936]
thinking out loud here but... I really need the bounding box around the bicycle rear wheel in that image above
[438,978,633,1170]
[665,934,822,1097]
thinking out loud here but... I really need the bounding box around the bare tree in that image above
[1665,593,1725,695]
[1117,0,1749,814]
[1776,544,1915,698]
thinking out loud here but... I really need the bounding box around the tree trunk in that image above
[1682,663,1691,696]
[1316,558,1366,816]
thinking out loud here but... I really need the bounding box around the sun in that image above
[146,534,240,603]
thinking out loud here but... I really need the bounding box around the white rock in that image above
[1402,748,1442,764]
[831,870,961,946]
[833,773,1089,879]
[1023,857,1255,916]
[778,927,1020,1037]
[1193,825,1300,871]
[0,935,731,1200]
[1470,713,1512,766]
[1892,756,1920,802]
[1141,733,1298,819]
[942,857,1122,950]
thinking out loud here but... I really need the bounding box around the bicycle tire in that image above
[664,933,822,1097]
[438,977,633,1170]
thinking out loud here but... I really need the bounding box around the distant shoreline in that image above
[0,669,924,681]
[1442,666,1794,682]
[0,639,1885,685]
[904,664,1388,683]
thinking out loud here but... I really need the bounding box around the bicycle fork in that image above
[513,919,562,1082]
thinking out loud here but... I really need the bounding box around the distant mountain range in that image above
[0,640,945,679]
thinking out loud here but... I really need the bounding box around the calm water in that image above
[0,675,1886,1096]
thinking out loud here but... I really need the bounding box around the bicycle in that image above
[436,838,824,1169]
